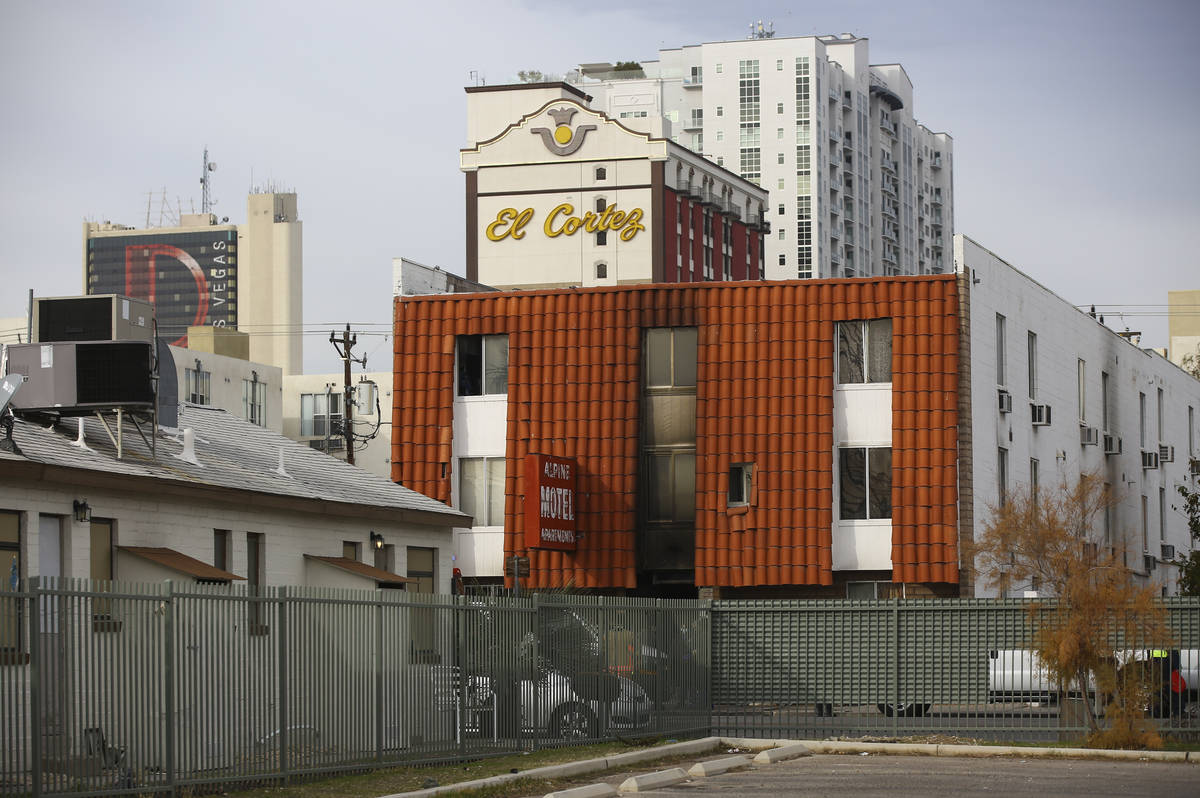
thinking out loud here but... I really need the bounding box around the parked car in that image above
[987,648,1198,716]
[456,668,651,739]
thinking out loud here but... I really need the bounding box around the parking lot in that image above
[522,753,1200,797]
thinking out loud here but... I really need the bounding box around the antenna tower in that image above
[200,147,217,214]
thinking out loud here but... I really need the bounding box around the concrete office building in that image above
[83,191,303,374]
[572,32,953,282]
[1168,289,1200,371]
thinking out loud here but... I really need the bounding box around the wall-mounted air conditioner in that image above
[1191,460,1200,476]
[1159,444,1174,463]
[1103,434,1122,455]
[1161,544,1176,561]
[998,389,1012,414]
[1030,403,1052,426]
[1141,450,1160,470]
[1080,425,1099,446]
[33,295,155,344]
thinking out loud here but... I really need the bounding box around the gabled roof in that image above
[0,404,471,527]
[119,546,244,582]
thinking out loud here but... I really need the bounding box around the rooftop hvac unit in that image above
[1030,403,1052,426]
[1158,444,1174,463]
[1103,434,1122,456]
[1080,425,1099,446]
[4,341,154,413]
[1141,449,1160,470]
[33,295,154,343]
[998,389,1012,414]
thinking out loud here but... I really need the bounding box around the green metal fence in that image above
[710,597,1200,741]
[1,581,1197,796]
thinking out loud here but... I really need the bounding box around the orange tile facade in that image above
[392,276,960,590]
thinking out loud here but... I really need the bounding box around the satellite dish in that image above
[0,374,25,416]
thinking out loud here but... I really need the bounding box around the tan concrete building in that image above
[1168,289,1200,373]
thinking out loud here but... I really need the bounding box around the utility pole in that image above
[330,324,367,465]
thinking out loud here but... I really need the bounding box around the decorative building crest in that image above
[531,106,597,156]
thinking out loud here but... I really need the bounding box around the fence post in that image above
[164,580,176,797]
[891,597,900,735]
[531,593,540,752]
[375,591,383,764]
[28,577,41,798]
[277,586,289,786]
[653,599,663,736]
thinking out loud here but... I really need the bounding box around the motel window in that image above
[459,456,505,526]
[838,447,892,520]
[836,318,892,384]
[1078,359,1087,422]
[213,529,231,572]
[0,511,21,654]
[184,364,211,405]
[995,314,1006,386]
[644,327,698,389]
[1102,372,1111,432]
[847,581,904,599]
[242,377,266,427]
[1139,391,1146,448]
[646,451,696,522]
[342,541,361,561]
[595,167,607,180]
[596,262,608,279]
[300,391,343,437]
[997,448,1009,508]
[457,334,509,397]
[728,463,753,506]
[1141,495,1149,554]
[1157,387,1164,442]
[1026,331,1037,399]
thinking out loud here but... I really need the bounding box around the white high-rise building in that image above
[572,32,953,280]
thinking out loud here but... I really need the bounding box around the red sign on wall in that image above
[523,453,578,550]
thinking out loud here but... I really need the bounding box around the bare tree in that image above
[976,471,1169,744]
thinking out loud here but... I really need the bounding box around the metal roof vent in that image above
[175,427,202,467]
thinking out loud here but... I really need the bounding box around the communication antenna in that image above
[749,20,775,39]
[200,147,217,214]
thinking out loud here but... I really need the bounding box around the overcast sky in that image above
[2,0,1197,374]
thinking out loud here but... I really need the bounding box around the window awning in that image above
[118,546,244,583]
[303,555,409,588]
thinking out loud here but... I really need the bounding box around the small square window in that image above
[777,102,784,114]
[716,106,723,117]
[597,230,608,246]
[776,59,783,71]
[778,204,785,215]
[729,463,753,506]
[777,128,784,139]
[595,167,607,180]
[716,131,724,141]
[777,178,785,189]
[778,254,786,266]
[596,262,608,279]
[715,63,723,73]
[777,153,785,164]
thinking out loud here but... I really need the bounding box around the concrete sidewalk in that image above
[379,735,1198,797]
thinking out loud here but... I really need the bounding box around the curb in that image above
[378,737,722,797]
[687,754,752,777]
[617,767,689,792]
[792,739,1194,763]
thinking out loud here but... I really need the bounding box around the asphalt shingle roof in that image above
[0,403,469,524]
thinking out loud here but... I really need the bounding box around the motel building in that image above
[390,235,1200,598]
[462,82,770,290]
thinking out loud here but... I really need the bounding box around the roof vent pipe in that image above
[176,427,202,467]
[274,447,290,479]
[71,418,92,451]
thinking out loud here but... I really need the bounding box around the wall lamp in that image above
[73,500,92,523]
[369,531,384,550]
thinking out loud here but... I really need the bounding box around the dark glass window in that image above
[457,335,508,396]
[837,318,892,384]
[838,447,891,520]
